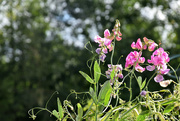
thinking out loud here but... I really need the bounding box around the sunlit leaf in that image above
[141,79,146,90]
[94,61,101,83]
[52,110,59,119]
[110,69,115,81]
[76,103,83,121]
[136,110,149,121]
[98,81,112,106]
[79,71,94,84]
[137,76,142,89]
[161,99,177,105]
[163,103,175,114]
[89,87,97,104]
[57,97,64,119]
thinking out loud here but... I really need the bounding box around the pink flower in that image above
[135,65,145,73]
[143,37,149,45]
[143,37,158,52]
[104,38,112,46]
[125,51,145,72]
[140,90,147,96]
[135,38,143,50]
[94,35,102,43]
[104,29,110,38]
[131,38,147,50]
[160,69,170,75]
[116,36,122,41]
[148,42,158,51]
[154,74,164,82]
[107,44,113,52]
[102,48,108,54]
[96,48,101,54]
[146,65,155,71]
[131,42,136,49]
[100,54,106,62]
[138,57,145,63]
[106,64,123,84]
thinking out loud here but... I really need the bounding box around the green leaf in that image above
[89,87,97,104]
[76,103,83,121]
[163,103,175,114]
[98,81,112,106]
[94,61,101,83]
[112,111,119,121]
[136,110,149,121]
[57,97,64,119]
[161,99,177,105]
[137,76,142,89]
[141,79,146,90]
[110,69,115,81]
[52,110,59,119]
[79,71,94,84]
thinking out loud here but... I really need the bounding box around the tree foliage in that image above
[0,0,179,121]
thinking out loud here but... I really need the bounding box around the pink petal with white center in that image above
[94,35,102,43]
[131,42,136,49]
[104,29,110,38]
[135,65,145,73]
[160,69,170,75]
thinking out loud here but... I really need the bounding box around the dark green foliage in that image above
[0,0,180,121]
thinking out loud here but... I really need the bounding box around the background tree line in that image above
[0,0,179,120]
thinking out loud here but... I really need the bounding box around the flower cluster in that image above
[125,37,159,73]
[146,47,170,82]
[106,64,123,85]
[94,20,122,62]
[94,21,171,86]
[125,51,145,72]
[131,37,158,51]
[94,29,114,62]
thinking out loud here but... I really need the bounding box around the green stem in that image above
[129,70,134,101]
[145,72,156,90]
[111,40,116,65]
[94,83,98,121]
[167,63,179,82]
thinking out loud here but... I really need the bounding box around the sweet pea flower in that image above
[147,47,170,82]
[131,42,136,49]
[159,80,172,87]
[131,38,146,50]
[94,35,102,44]
[94,21,122,62]
[125,51,145,72]
[143,37,158,51]
[104,29,110,38]
[135,65,145,73]
[102,48,108,54]
[136,38,143,50]
[140,90,147,96]
[96,48,101,54]
[116,36,122,41]
[154,74,164,82]
[104,38,112,46]
[148,42,158,51]
[100,54,106,62]
[106,64,123,85]
[146,65,155,71]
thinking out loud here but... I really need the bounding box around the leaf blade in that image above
[94,61,101,83]
[79,71,94,84]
